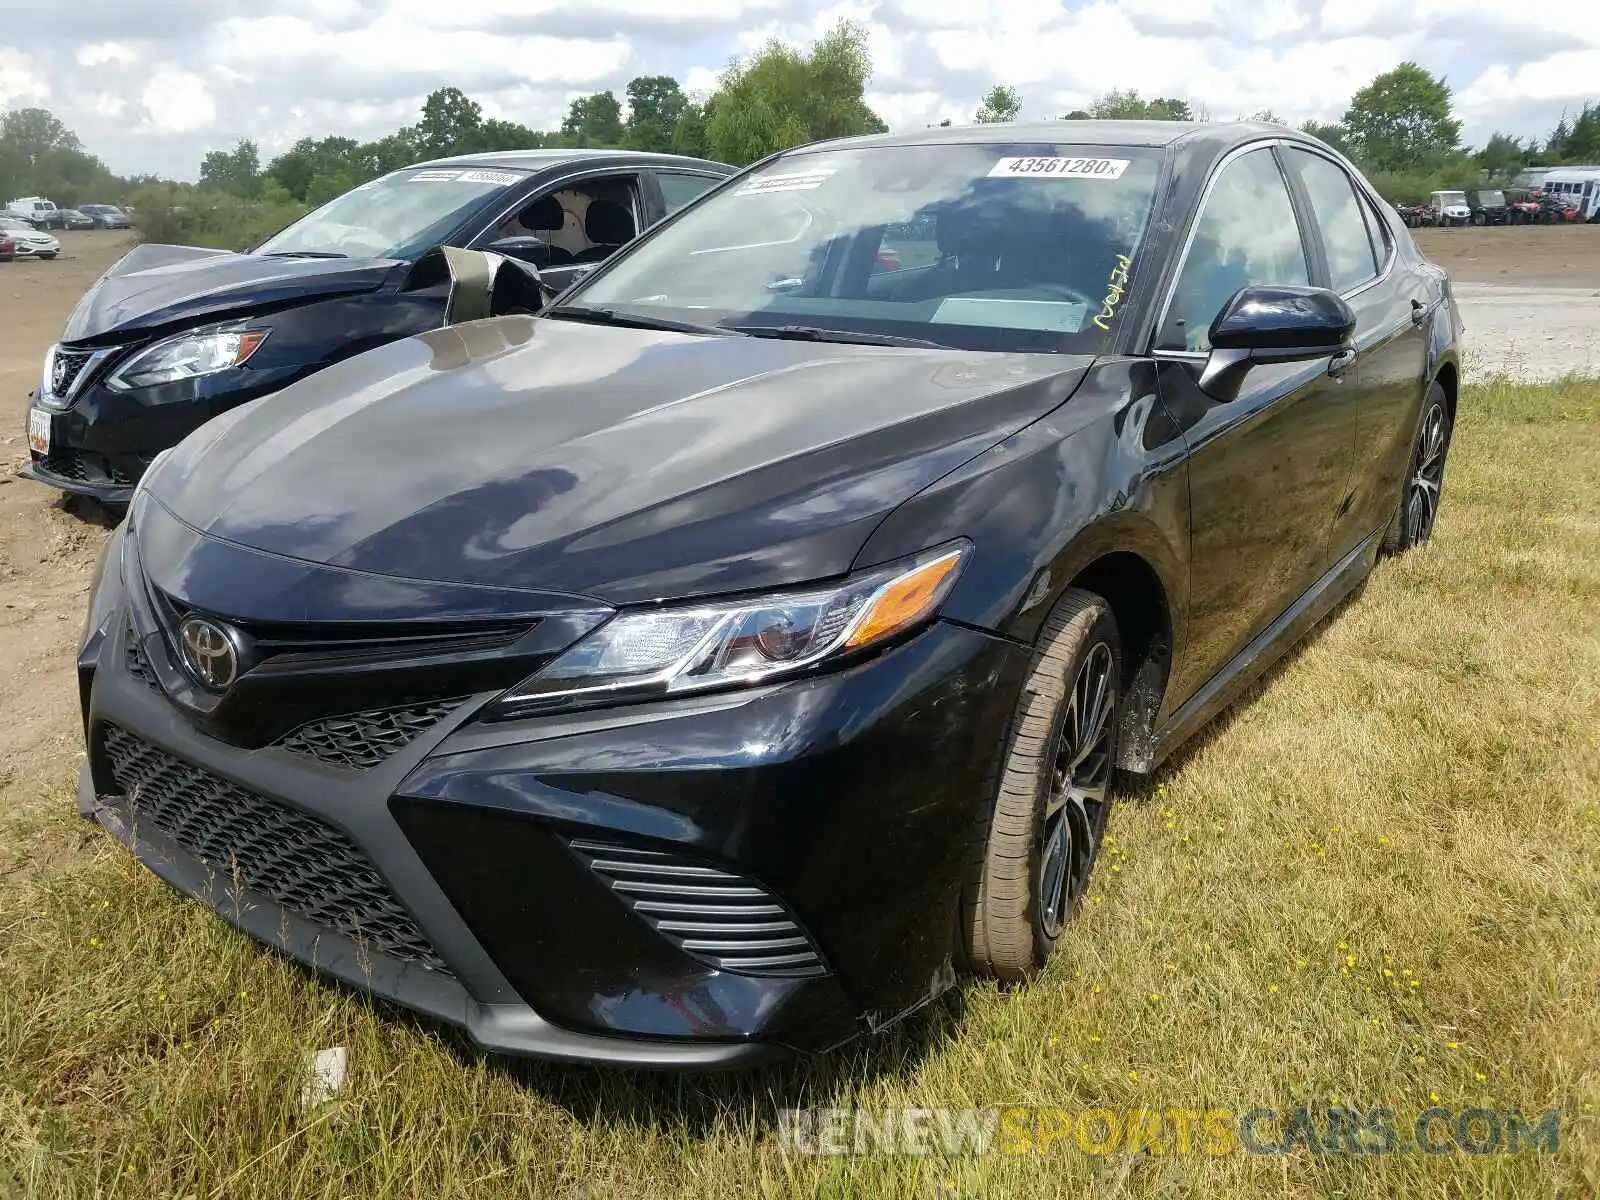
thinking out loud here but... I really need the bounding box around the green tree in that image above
[412,87,484,158]
[1301,119,1352,156]
[199,140,262,198]
[1248,109,1287,126]
[1475,132,1527,181]
[1341,62,1461,172]
[1078,90,1193,121]
[671,100,710,158]
[1555,102,1600,162]
[974,85,1022,124]
[703,19,888,165]
[624,75,688,152]
[562,91,625,147]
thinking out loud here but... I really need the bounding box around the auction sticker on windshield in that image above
[988,156,1130,180]
[733,168,837,196]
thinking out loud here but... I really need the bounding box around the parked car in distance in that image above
[1467,188,1509,225]
[0,232,13,262]
[1427,189,1471,226]
[78,204,132,230]
[6,196,65,229]
[75,120,1463,1068]
[20,148,736,505]
[59,208,98,231]
[0,216,60,259]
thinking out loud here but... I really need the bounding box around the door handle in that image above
[1327,347,1356,379]
[1411,297,1439,326]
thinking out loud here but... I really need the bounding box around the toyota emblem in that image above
[178,616,240,690]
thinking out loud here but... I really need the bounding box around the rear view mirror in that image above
[484,235,552,269]
[1199,284,1356,401]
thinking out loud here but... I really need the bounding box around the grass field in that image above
[1,378,1597,1199]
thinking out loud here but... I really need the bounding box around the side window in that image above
[657,172,721,215]
[493,174,641,265]
[1286,149,1380,292]
[1159,148,1310,352]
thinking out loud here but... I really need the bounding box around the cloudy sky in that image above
[0,0,1592,180]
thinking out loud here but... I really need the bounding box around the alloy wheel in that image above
[1405,401,1448,545]
[1038,641,1114,938]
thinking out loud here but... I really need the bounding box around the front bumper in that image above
[79,600,1028,1066]
[21,360,311,504]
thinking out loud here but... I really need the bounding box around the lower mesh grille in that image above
[570,839,826,978]
[274,700,465,770]
[42,448,92,482]
[98,724,450,973]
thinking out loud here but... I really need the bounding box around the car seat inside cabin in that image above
[496,182,639,265]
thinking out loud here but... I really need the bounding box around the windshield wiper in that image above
[260,250,349,259]
[725,324,946,349]
[542,305,736,337]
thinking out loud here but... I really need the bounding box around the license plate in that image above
[27,407,50,454]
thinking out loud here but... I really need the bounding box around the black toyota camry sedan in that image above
[76,120,1461,1068]
[22,149,733,505]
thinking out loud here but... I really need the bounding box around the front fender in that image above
[852,359,1190,652]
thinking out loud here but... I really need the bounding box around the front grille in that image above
[275,699,466,770]
[50,347,97,396]
[570,839,827,978]
[98,724,450,973]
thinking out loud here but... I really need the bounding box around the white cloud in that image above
[0,47,48,108]
[0,0,1596,179]
[139,67,216,134]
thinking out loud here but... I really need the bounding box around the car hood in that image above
[61,241,405,345]
[145,316,1093,607]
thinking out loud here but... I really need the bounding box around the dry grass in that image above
[1,377,1597,1199]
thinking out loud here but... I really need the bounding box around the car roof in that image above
[787,119,1305,156]
[411,148,733,173]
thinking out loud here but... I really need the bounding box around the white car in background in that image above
[0,216,59,259]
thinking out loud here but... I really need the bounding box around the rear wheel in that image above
[1382,382,1453,555]
[961,590,1119,980]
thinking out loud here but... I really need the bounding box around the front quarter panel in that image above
[853,358,1190,658]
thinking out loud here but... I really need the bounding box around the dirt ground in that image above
[1414,223,1600,288]
[0,224,1597,797]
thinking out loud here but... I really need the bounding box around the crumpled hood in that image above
[61,242,404,345]
[146,315,1093,606]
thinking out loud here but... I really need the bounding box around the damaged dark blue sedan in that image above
[76,120,1462,1068]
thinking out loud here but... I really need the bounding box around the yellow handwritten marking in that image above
[1093,253,1132,332]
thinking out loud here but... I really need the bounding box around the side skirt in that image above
[1140,528,1384,773]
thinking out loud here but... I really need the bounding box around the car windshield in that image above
[1478,190,1505,205]
[254,165,529,260]
[0,217,33,231]
[565,142,1165,353]
[1438,191,1467,205]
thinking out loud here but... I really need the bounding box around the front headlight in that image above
[106,324,269,391]
[489,542,970,719]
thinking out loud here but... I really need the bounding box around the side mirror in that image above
[483,235,552,269]
[1198,284,1356,401]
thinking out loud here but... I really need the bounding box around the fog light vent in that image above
[569,838,827,978]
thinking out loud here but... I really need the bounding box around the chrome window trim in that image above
[1150,138,1300,352]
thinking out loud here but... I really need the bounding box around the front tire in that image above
[1382,381,1453,556]
[961,590,1119,981]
